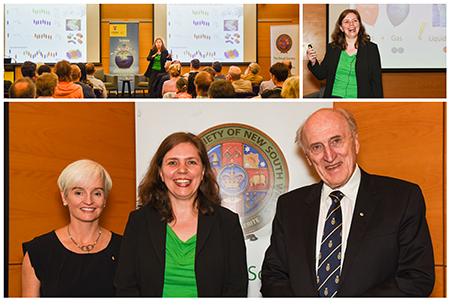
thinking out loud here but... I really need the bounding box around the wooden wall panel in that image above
[303,4,327,95]
[334,102,446,297]
[303,4,446,98]
[8,102,137,296]
[101,4,153,21]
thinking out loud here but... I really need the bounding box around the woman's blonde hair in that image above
[57,159,112,198]
[169,64,181,77]
[281,76,299,98]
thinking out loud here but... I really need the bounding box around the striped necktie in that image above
[317,191,344,297]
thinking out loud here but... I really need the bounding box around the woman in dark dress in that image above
[144,37,172,97]
[22,159,122,297]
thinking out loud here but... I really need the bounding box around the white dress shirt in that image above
[315,165,361,273]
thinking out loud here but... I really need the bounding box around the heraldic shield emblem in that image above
[199,123,289,239]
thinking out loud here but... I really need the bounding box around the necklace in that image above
[67,224,101,253]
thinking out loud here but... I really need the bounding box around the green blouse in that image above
[162,225,198,298]
[332,50,357,98]
[152,54,162,71]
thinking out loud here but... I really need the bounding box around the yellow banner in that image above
[110,24,127,37]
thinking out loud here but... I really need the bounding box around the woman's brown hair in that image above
[138,132,221,222]
[152,37,167,52]
[330,9,370,50]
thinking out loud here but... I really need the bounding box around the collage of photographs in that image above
[3,3,447,298]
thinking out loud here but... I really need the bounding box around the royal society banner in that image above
[270,24,299,76]
[135,102,331,296]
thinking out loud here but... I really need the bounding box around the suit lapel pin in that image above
[360,212,364,217]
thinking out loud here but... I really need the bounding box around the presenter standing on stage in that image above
[306,9,383,98]
[144,38,172,98]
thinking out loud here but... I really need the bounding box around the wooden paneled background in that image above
[334,102,446,297]
[7,102,446,297]
[7,103,137,297]
[303,4,446,98]
[11,4,299,84]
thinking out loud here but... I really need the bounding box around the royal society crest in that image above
[199,124,289,239]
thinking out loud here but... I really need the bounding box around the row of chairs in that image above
[92,71,262,98]
[93,70,148,97]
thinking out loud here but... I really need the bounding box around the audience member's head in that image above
[190,59,200,71]
[36,73,58,98]
[21,61,38,80]
[201,66,216,79]
[9,77,36,98]
[76,63,89,82]
[228,66,242,81]
[212,61,223,74]
[248,62,261,75]
[54,60,73,82]
[37,64,52,76]
[164,61,172,71]
[176,77,189,93]
[169,64,182,78]
[173,60,181,65]
[208,79,236,98]
[85,63,96,75]
[283,60,293,74]
[71,65,82,82]
[194,71,214,96]
[281,76,299,98]
[270,62,289,83]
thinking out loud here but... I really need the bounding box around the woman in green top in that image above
[144,38,172,98]
[114,132,248,297]
[307,9,383,98]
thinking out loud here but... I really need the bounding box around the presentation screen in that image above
[4,4,100,64]
[154,4,257,64]
[328,4,446,70]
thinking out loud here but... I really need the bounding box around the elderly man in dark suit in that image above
[261,107,435,297]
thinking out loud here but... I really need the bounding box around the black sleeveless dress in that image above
[22,231,122,297]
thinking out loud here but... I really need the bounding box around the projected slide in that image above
[167,4,244,63]
[5,4,87,63]
[350,4,446,69]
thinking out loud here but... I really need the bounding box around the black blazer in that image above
[144,49,171,78]
[308,42,383,98]
[114,197,248,297]
[261,168,435,297]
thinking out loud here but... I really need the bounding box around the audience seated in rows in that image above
[37,64,52,76]
[162,64,182,97]
[208,79,236,98]
[283,60,294,78]
[227,66,252,93]
[21,61,38,82]
[172,77,192,99]
[71,65,96,98]
[280,76,299,98]
[86,63,107,98]
[201,66,216,80]
[212,61,226,81]
[241,62,263,85]
[194,71,214,98]
[53,60,83,98]
[36,73,58,98]
[186,59,200,98]
[9,77,36,98]
[76,62,94,89]
[259,62,289,98]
